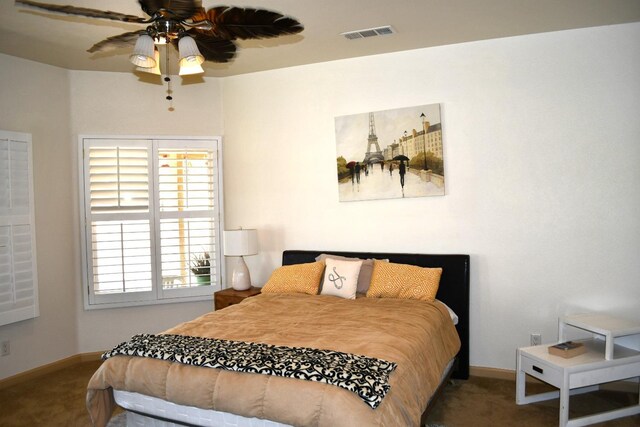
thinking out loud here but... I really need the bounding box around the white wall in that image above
[221,23,640,370]
[69,70,225,352]
[0,54,76,379]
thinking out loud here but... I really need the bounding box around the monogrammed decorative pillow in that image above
[367,260,442,302]
[261,261,324,295]
[315,254,388,293]
[320,258,363,299]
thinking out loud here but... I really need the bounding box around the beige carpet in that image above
[0,360,638,426]
[424,376,640,426]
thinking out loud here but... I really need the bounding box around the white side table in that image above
[516,314,640,427]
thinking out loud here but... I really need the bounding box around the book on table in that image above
[548,341,586,358]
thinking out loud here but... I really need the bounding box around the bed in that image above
[87,250,470,427]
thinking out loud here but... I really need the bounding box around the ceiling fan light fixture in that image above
[178,35,204,67]
[179,60,204,76]
[136,48,161,75]
[129,34,156,67]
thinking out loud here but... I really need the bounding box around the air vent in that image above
[341,26,395,40]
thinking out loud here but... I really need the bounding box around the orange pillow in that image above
[367,260,442,302]
[261,261,324,295]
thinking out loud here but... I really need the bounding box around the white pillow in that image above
[436,300,459,325]
[320,258,363,299]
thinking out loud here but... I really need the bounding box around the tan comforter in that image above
[86,293,460,427]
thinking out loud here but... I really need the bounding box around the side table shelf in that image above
[517,313,640,427]
[560,313,640,361]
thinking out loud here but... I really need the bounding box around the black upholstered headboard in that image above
[282,250,470,380]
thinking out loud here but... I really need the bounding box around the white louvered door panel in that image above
[0,131,39,326]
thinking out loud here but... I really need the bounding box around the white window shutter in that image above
[156,142,220,298]
[80,136,222,308]
[0,130,39,326]
[82,139,155,305]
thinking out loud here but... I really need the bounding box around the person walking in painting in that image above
[389,163,394,176]
[380,162,384,171]
[399,160,406,188]
[350,165,355,184]
[355,162,361,184]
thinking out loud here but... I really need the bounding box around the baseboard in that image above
[470,366,515,381]
[0,351,103,390]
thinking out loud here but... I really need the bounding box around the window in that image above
[0,130,39,326]
[80,136,223,308]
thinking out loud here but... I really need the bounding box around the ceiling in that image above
[1,0,639,77]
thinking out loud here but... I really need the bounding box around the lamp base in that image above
[231,256,252,291]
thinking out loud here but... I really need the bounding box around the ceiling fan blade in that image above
[204,6,303,40]
[139,0,201,20]
[16,0,147,23]
[187,31,236,63]
[87,31,146,53]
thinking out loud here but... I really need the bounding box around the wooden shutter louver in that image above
[0,132,39,326]
[89,147,149,213]
[85,142,153,297]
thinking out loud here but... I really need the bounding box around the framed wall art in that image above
[335,103,444,202]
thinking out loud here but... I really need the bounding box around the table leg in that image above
[559,374,570,427]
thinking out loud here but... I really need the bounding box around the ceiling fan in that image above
[16,0,303,105]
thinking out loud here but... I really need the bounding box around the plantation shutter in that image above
[0,130,39,326]
[81,136,222,308]
[83,139,155,305]
[156,141,220,298]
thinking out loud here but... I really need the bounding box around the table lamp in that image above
[223,229,258,291]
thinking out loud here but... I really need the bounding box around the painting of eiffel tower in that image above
[334,103,445,202]
[362,113,385,165]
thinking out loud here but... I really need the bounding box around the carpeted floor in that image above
[0,360,638,426]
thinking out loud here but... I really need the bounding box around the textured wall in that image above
[221,23,640,370]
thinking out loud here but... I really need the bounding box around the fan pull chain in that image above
[164,44,174,112]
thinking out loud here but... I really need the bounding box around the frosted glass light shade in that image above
[179,59,204,76]
[136,48,161,75]
[223,229,258,256]
[178,36,204,66]
[129,34,156,67]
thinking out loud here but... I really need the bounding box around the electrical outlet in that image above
[1,340,9,356]
[530,333,542,346]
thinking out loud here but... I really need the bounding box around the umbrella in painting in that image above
[392,155,409,196]
[346,161,357,168]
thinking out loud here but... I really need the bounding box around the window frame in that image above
[78,135,225,310]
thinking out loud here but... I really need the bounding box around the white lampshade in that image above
[178,35,204,67]
[136,48,161,75]
[179,59,204,76]
[223,229,258,256]
[129,34,156,67]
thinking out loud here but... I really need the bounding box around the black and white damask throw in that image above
[103,333,397,409]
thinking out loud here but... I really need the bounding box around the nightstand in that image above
[516,314,640,426]
[214,286,261,310]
